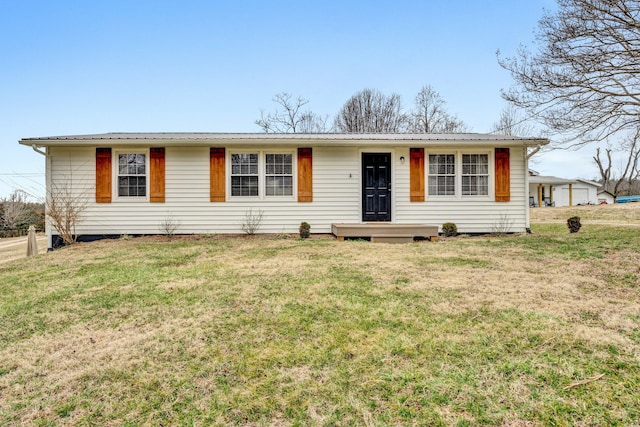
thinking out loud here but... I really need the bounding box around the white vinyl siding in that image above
[48,146,360,235]
[396,146,528,233]
[46,143,530,238]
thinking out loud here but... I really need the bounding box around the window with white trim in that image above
[427,152,491,197]
[462,154,489,196]
[428,154,455,196]
[118,153,146,197]
[265,153,293,196]
[230,151,294,197]
[231,153,259,196]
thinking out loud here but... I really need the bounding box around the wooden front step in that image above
[332,223,439,242]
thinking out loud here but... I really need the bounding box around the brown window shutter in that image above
[150,147,165,202]
[409,148,425,202]
[95,148,112,203]
[495,148,510,202]
[297,148,313,202]
[210,147,226,202]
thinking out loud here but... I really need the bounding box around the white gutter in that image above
[524,148,531,232]
[524,141,547,232]
[32,144,46,156]
[526,145,542,160]
[30,144,52,249]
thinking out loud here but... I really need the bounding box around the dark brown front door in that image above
[362,153,391,222]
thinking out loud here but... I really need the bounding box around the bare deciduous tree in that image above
[594,131,640,196]
[1,189,28,230]
[491,105,546,160]
[255,92,328,133]
[498,0,640,147]
[594,146,613,191]
[333,88,408,133]
[410,85,468,133]
[47,181,88,245]
[491,105,535,137]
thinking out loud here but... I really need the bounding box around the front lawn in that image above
[1,225,639,425]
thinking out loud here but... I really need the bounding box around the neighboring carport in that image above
[528,175,575,207]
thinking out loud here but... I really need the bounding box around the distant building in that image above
[597,190,615,204]
[528,170,601,207]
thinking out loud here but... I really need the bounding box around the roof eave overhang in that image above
[529,177,576,185]
[20,133,550,148]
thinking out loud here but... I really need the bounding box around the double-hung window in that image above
[230,152,294,198]
[427,152,491,197]
[118,153,147,197]
[265,154,293,196]
[462,154,489,196]
[428,154,456,196]
[231,153,259,196]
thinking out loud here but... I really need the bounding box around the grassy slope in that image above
[1,205,640,426]
[530,202,640,225]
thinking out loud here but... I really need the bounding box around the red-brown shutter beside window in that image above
[409,148,425,202]
[297,148,313,202]
[210,147,226,202]
[95,148,112,203]
[495,148,510,202]
[150,147,165,202]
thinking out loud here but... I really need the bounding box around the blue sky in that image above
[1,0,600,199]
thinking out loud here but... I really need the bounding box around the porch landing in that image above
[331,223,439,243]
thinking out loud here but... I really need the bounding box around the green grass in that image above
[476,223,640,260]
[1,227,640,426]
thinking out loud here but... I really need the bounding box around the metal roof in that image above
[529,175,602,187]
[528,175,576,185]
[20,132,549,147]
[576,178,601,187]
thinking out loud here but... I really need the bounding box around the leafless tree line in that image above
[409,85,468,133]
[256,85,469,134]
[0,190,44,236]
[333,89,406,133]
[255,92,329,133]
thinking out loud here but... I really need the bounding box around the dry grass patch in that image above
[0,235,47,264]
[1,227,639,425]
[530,201,640,225]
